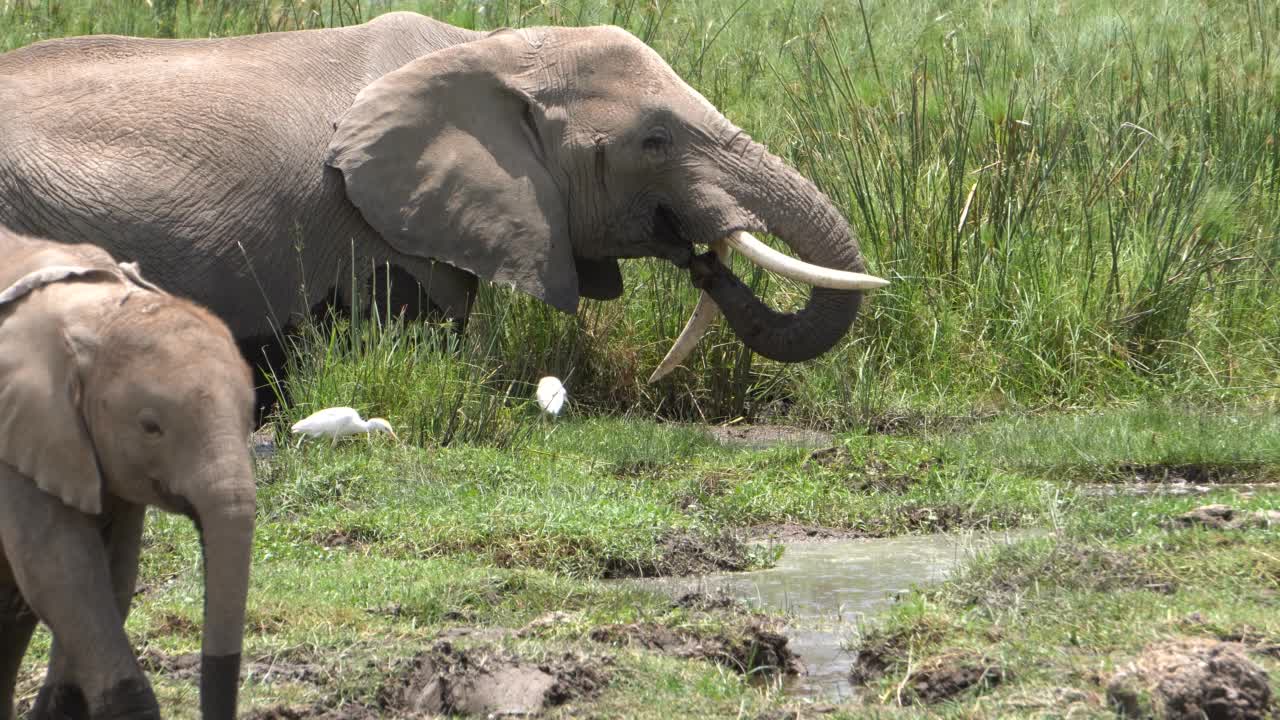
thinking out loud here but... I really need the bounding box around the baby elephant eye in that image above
[140,417,164,437]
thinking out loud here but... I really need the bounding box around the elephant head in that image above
[327,23,885,374]
[0,232,256,719]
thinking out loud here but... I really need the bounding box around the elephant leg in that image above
[237,334,290,424]
[31,501,145,720]
[369,259,477,332]
[0,469,159,720]
[105,501,146,622]
[0,585,37,720]
[30,638,86,720]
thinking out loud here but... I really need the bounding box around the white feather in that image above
[535,376,567,416]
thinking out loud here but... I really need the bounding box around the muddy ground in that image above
[242,642,611,719]
[138,592,797,720]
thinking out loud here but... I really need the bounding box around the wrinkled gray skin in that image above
[0,13,865,384]
[0,230,256,720]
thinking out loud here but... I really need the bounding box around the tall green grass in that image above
[4,0,1277,429]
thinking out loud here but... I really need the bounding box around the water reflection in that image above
[635,531,1032,700]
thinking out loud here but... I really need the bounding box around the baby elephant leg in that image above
[0,468,160,720]
[0,584,38,720]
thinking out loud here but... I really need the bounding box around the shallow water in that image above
[637,531,1032,700]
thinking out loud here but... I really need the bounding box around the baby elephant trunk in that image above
[188,455,256,720]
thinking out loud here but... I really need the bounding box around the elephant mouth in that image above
[648,229,891,382]
[652,204,695,261]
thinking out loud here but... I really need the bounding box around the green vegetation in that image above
[5,0,1277,425]
[6,406,1271,717]
[3,1,1278,717]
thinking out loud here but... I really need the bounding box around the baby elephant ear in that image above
[0,287,104,515]
[327,29,580,314]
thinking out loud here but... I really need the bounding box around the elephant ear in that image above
[0,281,103,515]
[327,29,579,313]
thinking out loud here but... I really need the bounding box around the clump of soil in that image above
[848,619,951,686]
[1106,638,1272,719]
[138,648,324,685]
[602,529,753,578]
[381,642,611,717]
[246,642,610,719]
[1164,504,1280,531]
[588,618,799,677]
[900,655,1006,705]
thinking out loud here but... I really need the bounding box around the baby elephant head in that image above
[0,232,257,719]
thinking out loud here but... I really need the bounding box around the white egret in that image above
[536,376,567,417]
[290,407,397,447]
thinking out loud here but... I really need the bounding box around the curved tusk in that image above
[727,231,889,289]
[648,240,731,383]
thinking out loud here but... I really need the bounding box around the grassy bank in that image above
[3,0,1277,425]
[9,406,1275,717]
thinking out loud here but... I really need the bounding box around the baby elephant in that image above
[0,229,256,720]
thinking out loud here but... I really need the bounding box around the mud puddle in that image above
[628,531,1032,701]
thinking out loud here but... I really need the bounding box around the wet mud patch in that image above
[588,618,799,677]
[704,424,834,449]
[1107,638,1272,719]
[245,642,610,719]
[602,529,754,578]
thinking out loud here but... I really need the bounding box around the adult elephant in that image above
[0,230,256,720]
[0,12,885,400]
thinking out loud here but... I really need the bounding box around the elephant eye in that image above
[140,416,164,437]
[642,128,672,155]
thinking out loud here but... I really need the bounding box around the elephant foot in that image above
[31,678,160,720]
[96,678,160,720]
[29,683,87,720]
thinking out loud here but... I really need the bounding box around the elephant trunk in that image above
[704,135,866,362]
[189,452,256,720]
